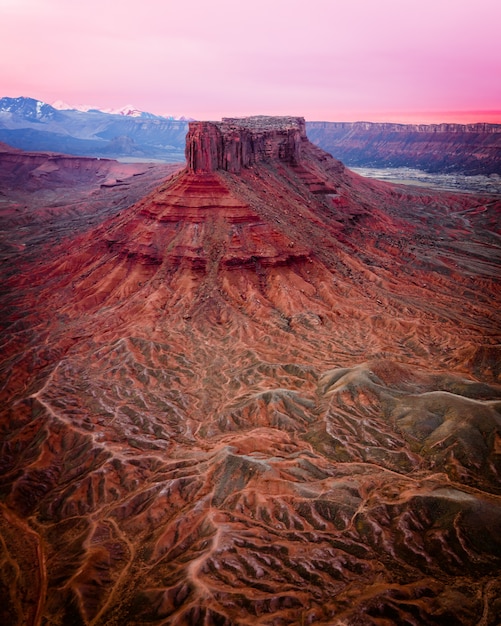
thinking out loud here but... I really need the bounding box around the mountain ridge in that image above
[0,96,188,162]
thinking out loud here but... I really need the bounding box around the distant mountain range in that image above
[1,97,500,175]
[50,99,192,120]
[0,96,189,162]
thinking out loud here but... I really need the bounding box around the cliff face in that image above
[306,121,501,174]
[186,116,306,173]
[1,118,501,626]
[309,121,501,133]
[0,149,117,190]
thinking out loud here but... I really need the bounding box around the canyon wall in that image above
[186,116,306,173]
[306,121,501,174]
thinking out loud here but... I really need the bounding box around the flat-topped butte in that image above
[186,115,307,173]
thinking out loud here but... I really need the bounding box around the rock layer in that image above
[1,118,501,625]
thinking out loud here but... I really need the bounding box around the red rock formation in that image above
[0,140,21,152]
[1,118,500,625]
[186,116,305,173]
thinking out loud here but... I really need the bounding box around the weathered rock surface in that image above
[0,147,144,191]
[307,121,501,175]
[1,117,501,625]
[186,116,306,173]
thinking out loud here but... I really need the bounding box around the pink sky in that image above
[1,0,500,123]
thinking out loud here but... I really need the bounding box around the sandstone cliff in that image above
[306,120,501,175]
[186,116,306,173]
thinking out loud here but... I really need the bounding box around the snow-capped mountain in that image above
[0,96,64,121]
[0,96,189,161]
[52,100,155,118]
[51,99,188,120]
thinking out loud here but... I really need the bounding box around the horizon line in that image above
[2,94,501,126]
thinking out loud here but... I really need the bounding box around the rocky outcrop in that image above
[307,120,501,174]
[186,116,306,173]
[0,140,20,152]
[0,149,116,189]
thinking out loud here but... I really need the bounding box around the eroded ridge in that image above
[1,117,500,625]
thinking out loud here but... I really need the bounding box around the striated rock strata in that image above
[1,117,501,625]
[307,120,501,175]
[186,116,305,173]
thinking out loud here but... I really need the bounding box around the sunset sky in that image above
[1,0,500,123]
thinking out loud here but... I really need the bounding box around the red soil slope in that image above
[1,118,500,625]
